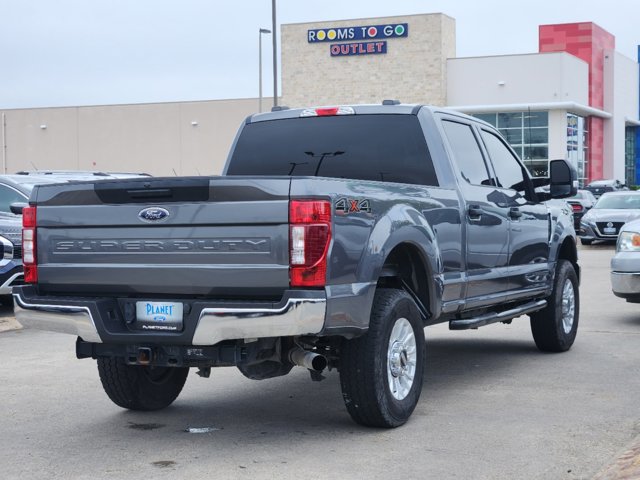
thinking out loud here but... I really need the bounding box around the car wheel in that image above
[339,288,426,428]
[530,260,579,352]
[97,357,189,411]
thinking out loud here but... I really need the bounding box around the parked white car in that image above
[611,218,640,302]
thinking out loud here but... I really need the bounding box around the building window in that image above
[474,111,549,177]
[625,127,636,187]
[567,114,588,187]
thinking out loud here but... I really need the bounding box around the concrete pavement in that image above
[1,244,640,479]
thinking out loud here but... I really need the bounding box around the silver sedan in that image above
[611,218,640,302]
[579,191,640,245]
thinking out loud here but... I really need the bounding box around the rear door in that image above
[440,117,511,307]
[477,127,550,299]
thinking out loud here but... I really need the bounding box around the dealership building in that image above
[1,13,639,186]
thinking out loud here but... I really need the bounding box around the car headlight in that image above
[617,231,640,252]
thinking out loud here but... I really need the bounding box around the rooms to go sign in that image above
[308,23,408,43]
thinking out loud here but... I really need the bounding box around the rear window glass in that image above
[227,114,438,186]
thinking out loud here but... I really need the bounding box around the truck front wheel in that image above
[339,288,426,428]
[97,357,189,411]
[530,259,579,352]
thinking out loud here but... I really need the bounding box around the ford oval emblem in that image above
[138,207,170,223]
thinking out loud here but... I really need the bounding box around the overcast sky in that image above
[1,0,638,109]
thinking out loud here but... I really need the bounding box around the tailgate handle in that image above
[126,188,173,199]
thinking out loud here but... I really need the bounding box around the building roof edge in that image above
[448,102,612,119]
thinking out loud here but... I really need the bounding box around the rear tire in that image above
[97,357,189,411]
[530,259,579,352]
[340,288,426,428]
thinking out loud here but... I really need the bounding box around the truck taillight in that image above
[289,200,331,287]
[22,206,37,283]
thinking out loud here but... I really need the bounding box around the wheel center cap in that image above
[389,342,408,377]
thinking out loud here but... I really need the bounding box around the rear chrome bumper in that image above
[13,290,326,346]
[14,294,102,342]
[193,297,326,345]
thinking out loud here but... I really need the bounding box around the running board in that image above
[449,299,547,330]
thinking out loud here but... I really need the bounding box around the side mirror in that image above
[549,159,578,199]
[10,202,28,215]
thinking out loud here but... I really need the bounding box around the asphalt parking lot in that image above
[1,243,639,480]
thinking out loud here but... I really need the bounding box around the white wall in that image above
[603,50,639,181]
[1,98,269,176]
[447,52,589,107]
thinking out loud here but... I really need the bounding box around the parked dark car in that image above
[566,189,597,229]
[584,179,627,198]
[579,191,640,244]
[0,214,23,301]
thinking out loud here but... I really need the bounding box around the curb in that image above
[593,434,640,480]
[0,317,22,333]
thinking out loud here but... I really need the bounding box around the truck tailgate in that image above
[32,177,291,297]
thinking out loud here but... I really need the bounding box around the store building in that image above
[1,13,638,186]
[449,22,639,186]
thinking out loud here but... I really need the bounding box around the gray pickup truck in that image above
[14,103,580,428]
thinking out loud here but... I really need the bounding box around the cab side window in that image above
[480,130,527,191]
[442,120,494,186]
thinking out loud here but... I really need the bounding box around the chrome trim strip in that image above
[192,297,326,346]
[0,272,23,295]
[0,235,13,261]
[12,294,102,343]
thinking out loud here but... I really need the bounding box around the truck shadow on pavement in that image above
[615,310,640,328]
[89,335,541,438]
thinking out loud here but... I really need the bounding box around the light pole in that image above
[258,28,271,113]
[271,0,278,107]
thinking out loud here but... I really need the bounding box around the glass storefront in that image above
[625,127,636,187]
[475,111,549,177]
[566,114,588,187]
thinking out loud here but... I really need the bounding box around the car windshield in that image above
[594,194,640,209]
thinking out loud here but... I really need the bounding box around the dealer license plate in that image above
[604,227,617,235]
[135,301,183,331]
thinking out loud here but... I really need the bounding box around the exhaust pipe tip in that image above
[289,347,327,372]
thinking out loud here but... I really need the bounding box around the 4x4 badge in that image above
[138,207,170,222]
[335,197,371,214]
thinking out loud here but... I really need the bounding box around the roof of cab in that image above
[246,102,487,127]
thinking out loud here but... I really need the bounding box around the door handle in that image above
[509,207,523,220]
[468,204,482,221]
